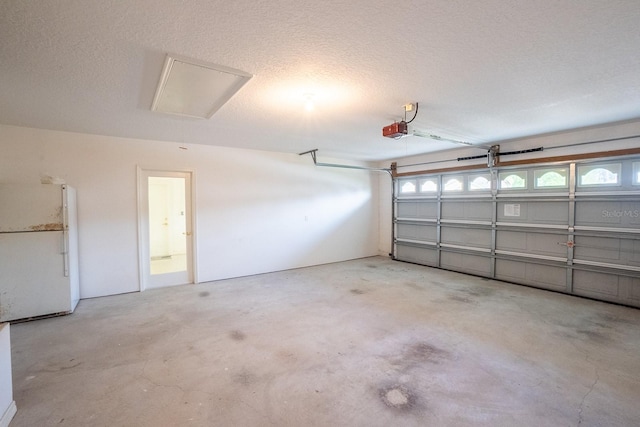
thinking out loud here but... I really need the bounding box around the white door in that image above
[138,169,194,290]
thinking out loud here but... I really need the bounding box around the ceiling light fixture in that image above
[303,93,315,112]
[151,54,252,119]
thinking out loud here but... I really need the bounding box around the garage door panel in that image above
[496,230,567,257]
[574,236,640,266]
[572,271,640,307]
[396,202,417,218]
[397,201,439,219]
[530,202,569,224]
[415,201,438,218]
[497,202,528,223]
[497,201,568,225]
[625,276,640,303]
[573,270,621,299]
[495,259,526,281]
[441,201,492,221]
[530,264,566,290]
[396,244,438,266]
[441,227,491,249]
[575,201,640,228]
[495,259,566,291]
[397,223,437,242]
[575,201,617,226]
[465,201,492,221]
[441,252,490,276]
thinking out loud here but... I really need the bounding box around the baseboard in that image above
[0,400,17,427]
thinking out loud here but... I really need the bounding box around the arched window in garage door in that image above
[577,163,621,186]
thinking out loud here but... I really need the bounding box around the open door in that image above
[138,169,195,290]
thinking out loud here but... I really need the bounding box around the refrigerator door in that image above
[0,231,71,322]
[0,184,64,233]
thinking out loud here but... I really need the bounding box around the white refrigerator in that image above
[0,184,80,322]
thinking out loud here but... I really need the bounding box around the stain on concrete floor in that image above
[407,342,450,363]
[448,295,474,304]
[404,282,424,291]
[379,384,415,411]
[576,329,611,343]
[229,330,246,341]
[233,370,258,386]
[457,286,496,297]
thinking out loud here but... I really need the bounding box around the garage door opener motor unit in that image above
[383,121,408,138]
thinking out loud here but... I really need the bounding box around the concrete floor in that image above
[9,256,640,426]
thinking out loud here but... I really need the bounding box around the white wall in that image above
[0,125,380,298]
[377,119,640,256]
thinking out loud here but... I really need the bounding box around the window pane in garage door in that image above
[534,168,568,189]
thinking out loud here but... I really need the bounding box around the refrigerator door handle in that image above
[62,185,70,277]
[62,230,69,277]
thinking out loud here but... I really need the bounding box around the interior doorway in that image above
[138,169,195,290]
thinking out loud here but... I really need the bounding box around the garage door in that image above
[394,157,640,308]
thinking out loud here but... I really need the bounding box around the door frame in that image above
[136,167,198,291]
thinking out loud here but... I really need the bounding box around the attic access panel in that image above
[151,54,252,119]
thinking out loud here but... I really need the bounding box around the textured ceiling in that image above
[1,1,639,161]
